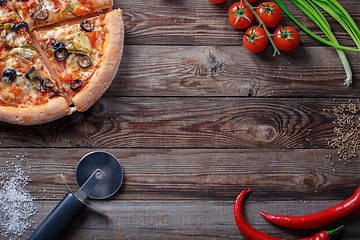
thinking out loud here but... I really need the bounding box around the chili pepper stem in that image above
[326,225,343,238]
[235,189,343,240]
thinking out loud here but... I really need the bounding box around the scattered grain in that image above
[0,157,36,239]
[326,100,360,165]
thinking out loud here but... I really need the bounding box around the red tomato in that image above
[58,71,73,83]
[243,26,268,53]
[208,0,226,3]
[255,2,282,28]
[228,2,254,29]
[273,26,299,52]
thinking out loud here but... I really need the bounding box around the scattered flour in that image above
[0,160,37,239]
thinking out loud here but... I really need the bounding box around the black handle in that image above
[28,192,85,240]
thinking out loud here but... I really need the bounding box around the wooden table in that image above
[1,0,360,239]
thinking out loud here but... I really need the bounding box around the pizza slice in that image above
[34,9,124,111]
[0,0,19,24]
[0,19,74,125]
[10,0,113,30]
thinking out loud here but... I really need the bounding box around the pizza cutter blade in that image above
[28,151,123,240]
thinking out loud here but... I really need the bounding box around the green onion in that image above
[62,3,75,13]
[21,44,38,52]
[291,0,352,85]
[312,0,360,49]
[67,49,89,56]
[274,0,360,52]
[275,0,360,86]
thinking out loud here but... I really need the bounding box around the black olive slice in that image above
[51,41,65,50]
[70,79,82,91]
[25,67,35,79]
[12,21,29,33]
[44,78,56,88]
[80,20,94,32]
[0,0,7,5]
[54,47,68,61]
[32,75,44,90]
[77,55,91,68]
[2,68,16,83]
[34,9,49,20]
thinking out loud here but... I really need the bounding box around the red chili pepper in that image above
[234,189,343,240]
[260,187,360,229]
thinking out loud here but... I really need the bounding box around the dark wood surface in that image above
[1,0,360,239]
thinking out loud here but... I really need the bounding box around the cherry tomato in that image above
[273,26,299,52]
[255,2,282,28]
[208,0,226,3]
[243,26,268,53]
[228,2,254,29]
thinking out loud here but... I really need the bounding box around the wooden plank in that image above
[24,200,360,240]
[0,97,351,148]
[1,148,359,201]
[117,0,360,47]
[111,45,360,97]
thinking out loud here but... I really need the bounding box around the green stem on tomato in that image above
[243,0,280,56]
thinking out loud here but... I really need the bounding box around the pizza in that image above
[0,2,124,125]
[0,17,72,124]
[35,10,123,111]
[0,1,18,23]
[10,0,113,30]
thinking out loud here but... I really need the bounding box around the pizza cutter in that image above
[28,151,123,240]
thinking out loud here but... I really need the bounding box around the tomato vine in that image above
[242,0,280,56]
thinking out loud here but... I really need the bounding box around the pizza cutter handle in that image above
[28,192,85,240]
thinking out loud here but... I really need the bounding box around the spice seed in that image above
[326,100,360,167]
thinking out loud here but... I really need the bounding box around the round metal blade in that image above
[75,151,123,199]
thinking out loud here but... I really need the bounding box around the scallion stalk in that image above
[275,0,359,85]
[274,0,360,52]
[312,0,360,49]
[291,0,352,85]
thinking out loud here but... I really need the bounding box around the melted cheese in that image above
[1,46,53,107]
[15,36,27,47]
[40,0,56,13]
[9,48,37,59]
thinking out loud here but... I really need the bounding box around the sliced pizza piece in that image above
[0,21,74,125]
[35,9,124,111]
[10,0,113,30]
[0,0,19,24]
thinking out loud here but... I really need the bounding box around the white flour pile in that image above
[0,160,37,239]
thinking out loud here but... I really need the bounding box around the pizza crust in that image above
[92,0,113,9]
[72,9,124,112]
[0,96,75,125]
[24,0,114,30]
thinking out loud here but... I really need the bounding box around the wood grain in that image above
[0,97,348,148]
[1,0,360,239]
[2,148,359,201]
[117,0,360,47]
[110,45,360,97]
[24,200,360,240]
